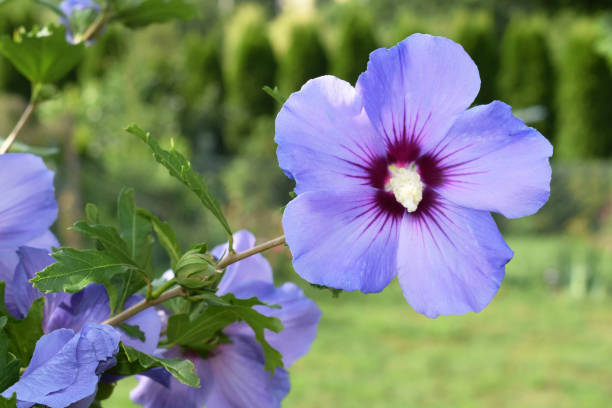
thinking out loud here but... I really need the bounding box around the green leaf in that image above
[118,323,145,342]
[33,0,68,18]
[108,343,199,387]
[85,203,99,224]
[70,221,134,264]
[0,25,84,84]
[138,208,182,267]
[118,188,154,269]
[0,283,43,367]
[0,393,17,408]
[127,125,232,239]
[30,248,134,310]
[262,85,287,104]
[0,327,20,392]
[62,219,148,313]
[113,0,199,28]
[167,294,284,372]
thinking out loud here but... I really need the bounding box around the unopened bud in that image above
[175,248,219,289]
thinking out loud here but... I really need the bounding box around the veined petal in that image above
[356,34,480,154]
[213,230,273,295]
[397,197,513,318]
[206,335,290,408]
[432,101,553,218]
[0,154,57,249]
[225,281,321,367]
[283,189,399,293]
[275,75,385,194]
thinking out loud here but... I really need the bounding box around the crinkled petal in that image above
[431,101,553,218]
[226,281,321,367]
[283,189,399,292]
[2,323,120,408]
[356,34,480,153]
[43,284,110,332]
[275,75,385,194]
[43,284,161,353]
[213,230,273,295]
[397,196,513,318]
[6,247,52,318]
[0,154,57,249]
[206,334,290,408]
[130,348,212,408]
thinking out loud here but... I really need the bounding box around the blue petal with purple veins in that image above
[276,33,552,316]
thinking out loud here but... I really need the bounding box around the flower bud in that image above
[175,248,219,289]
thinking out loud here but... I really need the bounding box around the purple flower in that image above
[1,249,161,407]
[59,0,102,44]
[0,154,57,250]
[1,323,120,408]
[130,230,321,408]
[275,34,552,317]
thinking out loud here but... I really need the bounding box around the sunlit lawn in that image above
[107,236,612,407]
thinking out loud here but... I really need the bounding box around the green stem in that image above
[102,235,287,326]
[151,278,177,299]
[0,100,37,154]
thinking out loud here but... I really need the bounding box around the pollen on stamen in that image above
[385,164,425,212]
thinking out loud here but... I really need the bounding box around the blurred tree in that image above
[332,4,378,84]
[388,12,427,46]
[498,15,555,138]
[451,10,498,105]
[78,26,129,80]
[178,29,225,152]
[556,19,612,160]
[223,3,277,152]
[278,21,328,94]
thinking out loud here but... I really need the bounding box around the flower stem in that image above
[102,235,287,326]
[74,12,112,44]
[216,235,286,269]
[150,278,177,299]
[0,100,36,154]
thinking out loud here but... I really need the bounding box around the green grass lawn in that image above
[106,236,612,407]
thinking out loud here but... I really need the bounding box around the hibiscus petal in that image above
[206,334,290,408]
[397,197,513,318]
[225,281,321,367]
[213,230,273,295]
[130,349,212,408]
[275,75,385,194]
[43,285,161,354]
[6,247,52,318]
[356,34,480,153]
[2,324,120,408]
[121,294,162,354]
[283,189,399,293]
[432,101,553,218]
[0,154,57,249]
